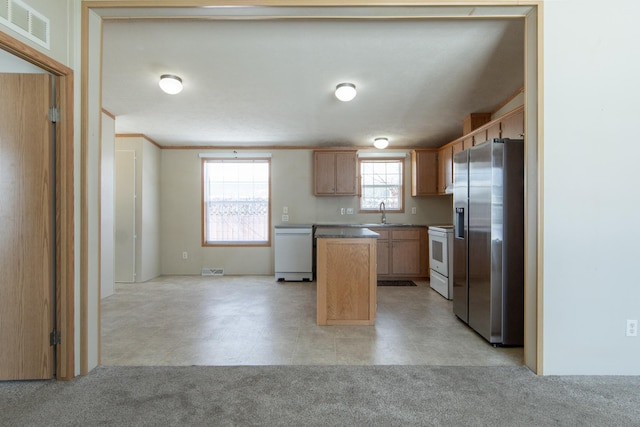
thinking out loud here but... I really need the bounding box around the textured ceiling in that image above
[101,11,524,149]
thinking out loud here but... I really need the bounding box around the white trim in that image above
[198,151,272,159]
[357,151,407,158]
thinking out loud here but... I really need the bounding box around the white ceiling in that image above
[100,6,526,149]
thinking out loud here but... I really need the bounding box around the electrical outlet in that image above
[411,207,417,215]
[346,208,354,215]
[282,214,289,222]
[283,206,288,214]
[182,251,188,260]
[627,319,638,337]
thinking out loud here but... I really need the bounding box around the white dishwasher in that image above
[275,225,313,281]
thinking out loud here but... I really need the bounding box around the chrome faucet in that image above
[379,201,387,224]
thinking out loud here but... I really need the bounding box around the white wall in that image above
[84,8,102,374]
[542,0,640,374]
[100,113,115,298]
[160,149,453,275]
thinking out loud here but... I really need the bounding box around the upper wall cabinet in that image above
[314,150,357,196]
[430,105,525,197]
[437,146,453,194]
[486,121,501,142]
[411,150,438,196]
[500,108,525,140]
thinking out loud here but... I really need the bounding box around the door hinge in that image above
[49,107,60,123]
[50,330,61,346]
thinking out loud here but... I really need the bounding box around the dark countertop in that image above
[314,227,380,239]
[313,223,428,228]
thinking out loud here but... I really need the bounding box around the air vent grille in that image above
[0,0,9,20]
[201,268,224,276]
[0,0,50,49]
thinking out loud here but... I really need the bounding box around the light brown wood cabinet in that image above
[374,229,390,276]
[313,150,357,196]
[486,121,501,141]
[316,236,377,325]
[500,108,524,140]
[369,227,428,279]
[436,106,525,197]
[410,150,438,196]
[462,135,474,151]
[453,140,464,156]
[463,112,492,135]
[437,146,453,194]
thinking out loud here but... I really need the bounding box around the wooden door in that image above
[334,152,356,195]
[371,229,389,276]
[486,122,501,141]
[501,109,525,140]
[391,239,421,275]
[390,230,421,276]
[0,74,54,380]
[313,151,336,194]
[411,150,438,196]
[438,146,453,194]
[462,135,474,150]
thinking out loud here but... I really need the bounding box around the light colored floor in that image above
[101,276,523,366]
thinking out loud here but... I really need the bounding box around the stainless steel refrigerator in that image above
[452,138,524,346]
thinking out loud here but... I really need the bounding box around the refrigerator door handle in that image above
[455,207,465,239]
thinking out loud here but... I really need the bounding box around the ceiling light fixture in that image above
[374,137,389,149]
[159,74,183,95]
[335,83,357,102]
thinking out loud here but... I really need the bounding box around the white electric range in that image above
[428,225,454,299]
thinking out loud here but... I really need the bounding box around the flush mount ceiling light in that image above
[159,74,183,95]
[374,137,389,149]
[335,83,357,102]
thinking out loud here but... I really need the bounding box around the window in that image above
[202,159,270,245]
[359,158,404,212]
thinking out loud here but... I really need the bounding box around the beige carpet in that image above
[2,365,639,426]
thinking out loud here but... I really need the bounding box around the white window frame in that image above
[202,158,271,246]
[359,158,404,213]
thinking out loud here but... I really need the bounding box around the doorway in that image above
[87,2,540,374]
[0,34,74,380]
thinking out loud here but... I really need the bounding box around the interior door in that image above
[0,73,54,380]
[115,150,136,282]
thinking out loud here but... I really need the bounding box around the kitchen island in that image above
[314,227,379,326]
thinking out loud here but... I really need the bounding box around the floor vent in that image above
[201,268,224,276]
[0,0,50,49]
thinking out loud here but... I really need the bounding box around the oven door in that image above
[428,228,449,276]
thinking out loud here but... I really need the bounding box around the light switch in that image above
[283,206,288,214]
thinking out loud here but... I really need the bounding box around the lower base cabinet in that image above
[370,227,429,279]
